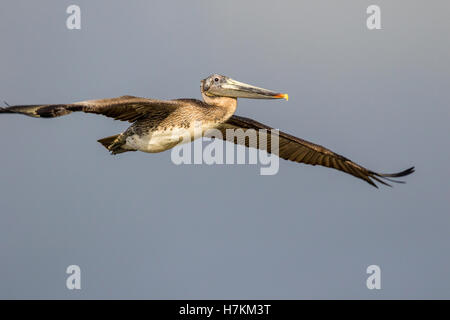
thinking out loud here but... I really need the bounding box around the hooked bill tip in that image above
[275,93,289,101]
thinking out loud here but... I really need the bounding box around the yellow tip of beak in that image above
[275,93,289,101]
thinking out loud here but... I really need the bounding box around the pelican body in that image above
[0,74,413,187]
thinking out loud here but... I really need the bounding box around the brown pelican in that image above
[0,74,413,187]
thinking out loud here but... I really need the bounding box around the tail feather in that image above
[97,134,131,155]
[98,134,120,149]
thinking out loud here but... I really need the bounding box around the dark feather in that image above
[0,96,182,122]
[216,115,414,187]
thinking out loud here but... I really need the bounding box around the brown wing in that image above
[215,115,414,187]
[0,96,183,123]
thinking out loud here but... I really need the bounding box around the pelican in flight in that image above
[0,74,413,187]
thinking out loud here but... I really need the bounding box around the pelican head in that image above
[201,74,288,101]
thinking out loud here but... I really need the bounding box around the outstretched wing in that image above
[0,96,182,123]
[215,115,414,187]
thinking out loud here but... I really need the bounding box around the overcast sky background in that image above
[0,0,449,299]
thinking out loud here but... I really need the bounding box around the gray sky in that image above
[0,0,449,299]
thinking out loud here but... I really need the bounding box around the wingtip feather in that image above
[370,166,415,187]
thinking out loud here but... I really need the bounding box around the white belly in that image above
[124,123,216,153]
